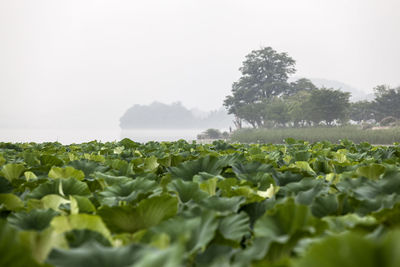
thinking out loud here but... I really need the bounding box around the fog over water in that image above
[0,128,203,144]
[0,0,399,142]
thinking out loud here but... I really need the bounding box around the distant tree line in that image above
[224,47,400,128]
[350,85,400,125]
[120,102,233,129]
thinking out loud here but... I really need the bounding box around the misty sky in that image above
[1,0,399,129]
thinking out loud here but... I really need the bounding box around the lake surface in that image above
[0,128,204,144]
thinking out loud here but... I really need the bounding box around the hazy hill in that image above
[290,77,374,102]
[308,78,374,102]
[120,102,234,129]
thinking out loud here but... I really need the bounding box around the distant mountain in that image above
[291,77,374,102]
[311,78,375,102]
[120,102,234,129]
[190,107,209,119]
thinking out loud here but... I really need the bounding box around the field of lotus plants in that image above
[1,138,400,266]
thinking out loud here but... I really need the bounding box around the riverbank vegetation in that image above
[230,126,400,144]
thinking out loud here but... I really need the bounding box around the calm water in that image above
[0,128,204,144]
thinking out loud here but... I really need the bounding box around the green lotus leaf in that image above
[131,156,159,173]
[218,212,250,242]
[312,158,334,174]
[322,213,377,233]
[7,209,59,231]
[199,177,219,196]
[217,177,239,192]
[168,179,209,203]
[68,159,108,177]
[70,195,96,213]
[232,162,275,189]
[233,236,274,264]
[240,200,274,226]
[146,210,218,254]
[65,229,111,248]
[380,229,400,267]
[295,181,328,205]
[372,201,400,226]
[337,177,379,199]
[22,151,41,167]
[273,171,303,186]
[379,170,400,195]
[331,151,350,165]
[40,194,70,212]
[27,177,91,199]
[293,150,311,162]
[222,184,267,203]
[310,194,339,218]
[186,210,219,254]
[109,159,135,177]
[0,163,25,182]
[337,175,400,214]
[0,177,12,193]
[195,244,234,267]
[4,137,400,265]
[0,220,42,267]
[287,161,316,176]
[193,172,225,183]
[278,178,323,198]
[119,138,140,149]
[19,227,65,263]
[0,193,24,211]
[98,177,158,206]
[145,216,195,243]
[134,243,183,267]
[47,241,183,267]
[251,257,293,267]
[255,198,325,238]
[50,214,112,242]
[294,232,376,267]
[83,153,106,163]
[46,242,143,267]
[24,171,38,180]
[232,161,273,175]
[48,166,85,180]
[199,196,245,215]
[99,195,178,233]
[356,163,386,180]
[253,198,327,261]
[168,155,225,181]
[92,172,132,185]
[39,154,64,168]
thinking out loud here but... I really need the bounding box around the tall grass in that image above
[230,126,400,144]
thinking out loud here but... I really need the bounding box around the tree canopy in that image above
[372,85,400,121]
[224,47,352,128]
[224,47,296,128]
[302,88,350,125]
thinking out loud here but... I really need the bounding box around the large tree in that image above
[286,89,313,127]
[303,88,350,126]
[372,85,400,121]
[349,100,375,123]
[224,47,296,127]
[263,98,291,127]
[289,78,318,95]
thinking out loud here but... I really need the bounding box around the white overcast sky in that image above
[0,0,399,129]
